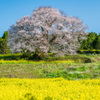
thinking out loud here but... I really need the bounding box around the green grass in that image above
[0,53,100,63]
[0,54,100,80]
[0,53,21,60]
[0,62,100,80]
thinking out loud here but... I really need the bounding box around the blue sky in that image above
[0,0,100,37]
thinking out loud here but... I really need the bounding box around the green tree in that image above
[0,31,11,54]
[2,31,8,39]
[80,32,97,50]
[95,36,100,49]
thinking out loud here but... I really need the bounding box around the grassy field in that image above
[0,54,100,79]
[0,62,100,79]
[0,54,100,100]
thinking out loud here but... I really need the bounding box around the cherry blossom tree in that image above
[8,7,87,56]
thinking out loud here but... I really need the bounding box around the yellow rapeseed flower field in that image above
[0,78,100,100]
[0,59,74,64]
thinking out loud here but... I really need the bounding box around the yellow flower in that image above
[0,78,99,100]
